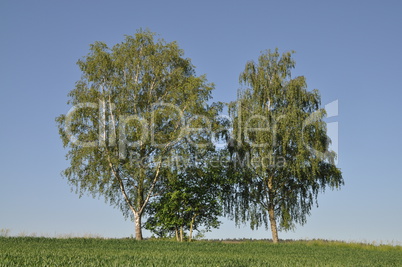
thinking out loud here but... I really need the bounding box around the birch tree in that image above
[226,49,343,243]
[56,30,215,240]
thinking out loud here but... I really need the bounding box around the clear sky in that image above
[1,0,401,243]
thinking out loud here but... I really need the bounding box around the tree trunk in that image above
[180,226,184,242]
[134,212,143,240]
[189,214,197,242]
[175,227,179,241]
[268,203,279,244]
[267,176,279,244]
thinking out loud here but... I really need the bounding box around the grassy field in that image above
[0,237,401,266]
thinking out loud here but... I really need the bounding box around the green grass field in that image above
[0,237,401,266]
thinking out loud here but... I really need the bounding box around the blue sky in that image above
[1,0,401,243]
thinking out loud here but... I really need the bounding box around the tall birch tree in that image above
[56,30,215,240]
[226,49,343,243]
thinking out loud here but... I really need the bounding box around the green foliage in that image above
[225,49,343,240]
[55,29,217,239]
[145,160,223,240]
[1,237,400,266]
[56,29,344,243]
